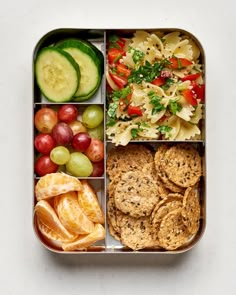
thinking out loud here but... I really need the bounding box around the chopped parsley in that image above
[157,125,172,136]
[169,99,182,115]
[112,86,131,100]
[107,101,118,119]
[128,59,170,84]
[106,117,117,127]
[132,49,145,63]
[131,128,139,138]
[148,91,166,115]
[161,78,175,90]
[131,126,144,138]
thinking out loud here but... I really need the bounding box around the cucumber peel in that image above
[35,47,80,102]
[57,39,104,101]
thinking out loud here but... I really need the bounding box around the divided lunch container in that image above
[33,28,206,254]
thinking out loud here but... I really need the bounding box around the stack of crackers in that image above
[106,143,202,251]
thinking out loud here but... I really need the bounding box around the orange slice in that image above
[54,191,94,235]
[78,180,105,224]
[62,223,105,251]
[35,173,82,201]
[34,200,77,241]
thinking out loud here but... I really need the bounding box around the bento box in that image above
[33,28,206,254]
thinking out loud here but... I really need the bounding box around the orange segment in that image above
[54,191,94,235]
[77,180,105,224]
[34,200,77,241]
[62,223,105,251]
[35,173,82,201]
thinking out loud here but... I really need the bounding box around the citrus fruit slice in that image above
[62,223,105,251]
[54,191,94,235]
[34,200,77,241]
[35,173,82,201]
[77,180,105,224]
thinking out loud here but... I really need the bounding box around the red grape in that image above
[52,122,73,145]
[71,132,91,152]
[34,133,56,154]
[35,155,58,176]
[85,138,104,162]
[34,108,58,133]
[90,160,104,177]
[58,104,78,123]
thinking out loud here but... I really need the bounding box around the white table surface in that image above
[0,0,235,293]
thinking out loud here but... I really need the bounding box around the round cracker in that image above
[108,222,120,241]
[107,144,153,181]
[158,208,190,250]
[151,194,183,227]
[114,171,159,218]
[154,145,184,193]
[107,198,120,234]
[118,214,160,250]
[182,187,201,235]
[161,144,202,188]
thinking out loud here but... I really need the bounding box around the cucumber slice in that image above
[58,39,103,101]
[35,47,80,102]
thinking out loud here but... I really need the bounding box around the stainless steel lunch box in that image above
[33,28,206,254]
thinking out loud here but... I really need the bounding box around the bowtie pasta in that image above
[106,30,205,146]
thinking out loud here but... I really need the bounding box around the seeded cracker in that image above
[182,187,201,235]
[106,144,153,181]
[158,208,189,250]
[154,145,184,193]
[114,171,159,218]
[151,193,183,227]
[107,198,120,234]
[117,214,160,250]
[161,144,201,188]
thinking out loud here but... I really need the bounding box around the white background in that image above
[0,0,235,294]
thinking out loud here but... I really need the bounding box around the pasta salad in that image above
[106,30,205,146]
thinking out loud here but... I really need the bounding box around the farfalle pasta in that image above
[106,30,205,145]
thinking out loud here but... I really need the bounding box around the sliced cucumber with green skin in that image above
[57,39,103,101]
[35,47,80,102]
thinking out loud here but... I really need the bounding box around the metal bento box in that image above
[32,28,206,254]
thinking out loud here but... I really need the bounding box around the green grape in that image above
[82,105,104,128]
[66,152,93,177]
[87,123,104,141]
[50,146,70,165]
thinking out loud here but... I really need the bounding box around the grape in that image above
[71,132,91,152]
[69,120,87,135]
[85,138,104,162]
[34,108,58,133]
[90,160,104,177]
[58,104,78,123]
[52,122,73,145]
[34,133,56,154]
[87,123,104,141]
[50,146,70,165]
[35,155,58,176]
[66,152,93,177]
[82,105,104,128]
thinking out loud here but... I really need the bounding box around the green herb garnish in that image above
[148,91,166,115]
[169,99,182,115]
[107,101,118,118]
[132,49,145,63]
[157,125,172,135]
[128,59,170,84]
[161,78,175,90]
[112,86,131,100]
